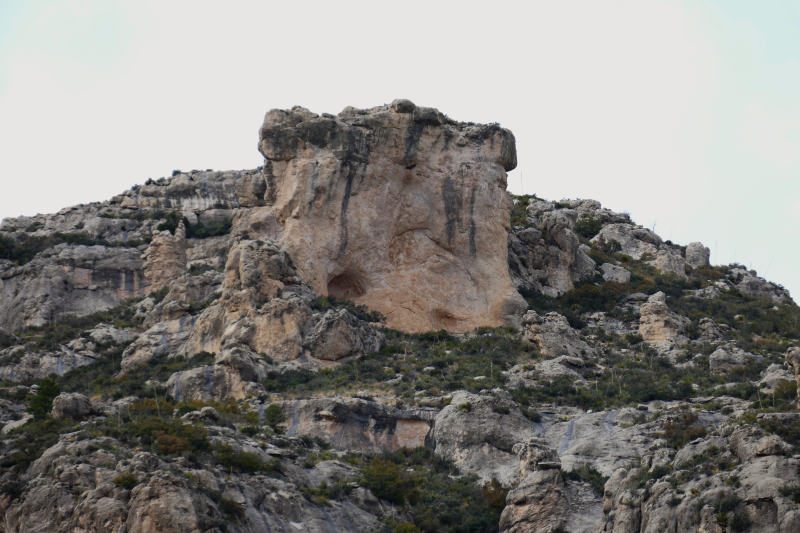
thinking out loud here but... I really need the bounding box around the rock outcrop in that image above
[257,99,527,333]
[277,396,436,452]
[708,345,764,375]
[142,223,187,293]
[523,311,598,359]
[686,241,710,268]
[638,292,689,346]
[787,347,800,403]
[727,267,793,303]
[499,438,568,533]
[508,200,598,297]
[0,244,148,331]
[434,391,538,484]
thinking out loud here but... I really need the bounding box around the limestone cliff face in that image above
[257,99,526,333]
[142,222,187,294]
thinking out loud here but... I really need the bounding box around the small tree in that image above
[27,378,61,419]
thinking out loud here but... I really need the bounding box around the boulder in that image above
[600,263,630,283]
[523,311,598,359]
[696,317,730,342]
[708,345,763,375]
[302,309,385,361]
[52,392,93,420]
[258,100,527,333]
[686,242,710,268]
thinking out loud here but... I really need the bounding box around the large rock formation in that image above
[257,99,527,333]
[0,244,148,331]
[142,223,187,293]
[434,391,538,484]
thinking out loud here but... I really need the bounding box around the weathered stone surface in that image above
[686,241,710,268]
[258,100,526,333]
[500,468,567,533]
[696,317,730,343]
[434,391,538,484]
[52,392,93,420]
[708,344,763,375]
[638,292,689,346]
[0,327,18,346]
[647,247,687,278]
[600,263,630,283]
[591,224,661,260]
[166,347,268,402]
[523,311,598,359]
[142,223,187,294]
[144,271,222,326]
[302,309,385,361]
[277,396,436,453]
[0,244,148,331]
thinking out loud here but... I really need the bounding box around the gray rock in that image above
[708,345,763,375]
[434,391,538,484]
[52,392,93,420]
[600,263,631,283]
[523,311,598,359]
[686,241,710,268]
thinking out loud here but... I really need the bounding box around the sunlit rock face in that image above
[257,99,526,333]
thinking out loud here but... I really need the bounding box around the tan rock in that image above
[142,223,187,294]
[258,100,526,333]
[647,248,687,279]
[126,473,222,533]
[638,292,689,345]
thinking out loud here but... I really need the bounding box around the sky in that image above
[0,1,798,297]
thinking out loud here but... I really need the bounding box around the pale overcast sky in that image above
[1,1,798,298]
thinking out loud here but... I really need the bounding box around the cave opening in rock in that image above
[327,272,367,300]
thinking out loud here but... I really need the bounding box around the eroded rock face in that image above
[787,347,800,404]
[727,267,793,304]
[600,263,630,283]
[0,244,148,331]
[257,99,527,333]
[434,391,538,484]
[500,439,566,533]
[508,204,597,297]
[277,397,436,453]
[597,424,800,533]
[142,223,187,294]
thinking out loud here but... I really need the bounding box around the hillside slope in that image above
[0,100,798,533]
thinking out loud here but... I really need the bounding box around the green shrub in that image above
[359,457,421,505]
[213,443,275,474]
[263,404,286,434]
[574,215,603,239]
[564,465,609,494]
[27,378,60,420]
[112,472,138,490]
